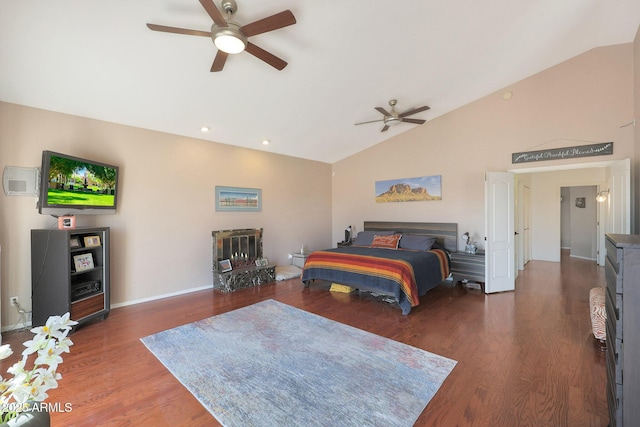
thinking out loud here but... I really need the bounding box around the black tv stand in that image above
[31,227,110,327]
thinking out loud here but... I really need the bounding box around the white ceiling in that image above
[1,1,639,164]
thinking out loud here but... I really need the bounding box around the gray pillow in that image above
[352,230,395,246]
[399,234,437,251]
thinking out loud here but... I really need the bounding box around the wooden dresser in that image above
[604,234,640,427]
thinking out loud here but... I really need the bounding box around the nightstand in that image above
[450,251,485,290]
[292,252,311,268]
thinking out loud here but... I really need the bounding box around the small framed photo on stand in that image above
[73,253,94,272]
[219,259,232,273]
[69,237,82,249]
[84,235,101,247]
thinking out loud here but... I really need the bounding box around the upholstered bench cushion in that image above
[589,287,606,341]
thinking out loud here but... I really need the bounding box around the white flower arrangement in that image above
[0,313,77,423]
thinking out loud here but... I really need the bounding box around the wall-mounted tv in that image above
[38,150,119,216]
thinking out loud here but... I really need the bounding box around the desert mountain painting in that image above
[375,175,442,203]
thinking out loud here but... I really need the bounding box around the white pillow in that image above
[275,265,302,280]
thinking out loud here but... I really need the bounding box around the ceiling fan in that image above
[355,99,430,132]
[146,0,296,72]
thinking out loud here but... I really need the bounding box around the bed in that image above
[302,221,457,314]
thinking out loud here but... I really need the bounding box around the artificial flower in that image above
[0,312,77,422]
[0,345,13,360]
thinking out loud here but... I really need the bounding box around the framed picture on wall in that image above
[215,186,262,212]
[375,175,442,203]
[575,197,585,208]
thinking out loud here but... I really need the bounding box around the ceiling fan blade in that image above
[381,125,390,132]
[354,119,385,125]
[398,105,430,118]
[211,51,228,72]
[401,118,426,124]
[199,0,227,27]
[375,107,390,116]
[146,23,211,37]
[245,42,287,70]
[241,10,296,37]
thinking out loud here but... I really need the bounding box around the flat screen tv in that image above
[38,150,119,216]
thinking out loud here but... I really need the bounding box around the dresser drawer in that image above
[606,370,621,427]
[606,319,623,383]
[605,238,619,272]
[605,256,623,295]
[605,287,621,336]
[450,252,485,283]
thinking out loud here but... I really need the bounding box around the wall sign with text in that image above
[512,142,613,164]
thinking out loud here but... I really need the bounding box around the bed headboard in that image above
[363,221,458,253]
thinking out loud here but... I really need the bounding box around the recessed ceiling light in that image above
[262,140,270,145]
[201,126,211,133]
[502,91,513,100]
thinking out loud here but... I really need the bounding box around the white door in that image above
[597,184,607,266]
[609,158,631,234]
[523,185,531,265]
[517,183,531,270]
[485,172,515,293]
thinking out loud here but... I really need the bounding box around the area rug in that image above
[140,299,456,427]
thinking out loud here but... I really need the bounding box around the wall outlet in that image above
[10,296,19,307]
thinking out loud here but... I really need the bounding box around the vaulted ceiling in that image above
[1,1,639,163]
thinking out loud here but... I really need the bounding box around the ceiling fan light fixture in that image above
[212,24,247,54]
[383,116,401,126]
[148,0,296,72]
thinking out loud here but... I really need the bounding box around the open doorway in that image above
[512,159,629,264]
[561,186,598,261]
[487,158,630,293]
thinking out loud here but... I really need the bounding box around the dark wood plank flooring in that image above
[0,250,608,426]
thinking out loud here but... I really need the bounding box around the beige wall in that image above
[1,37,638,329]
[333,43,636,253]
[634,26,640,233]
[0,103,332,328]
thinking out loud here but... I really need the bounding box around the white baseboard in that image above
[1,285,213,334]
[110,284,213,309]
[569,254,596,261]
[1,321,32,334]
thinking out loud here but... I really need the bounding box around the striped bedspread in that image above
[302,246,450,314]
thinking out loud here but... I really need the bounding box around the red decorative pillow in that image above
[370,234,401,249]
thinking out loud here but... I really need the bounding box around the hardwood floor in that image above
[0,251,608,426]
